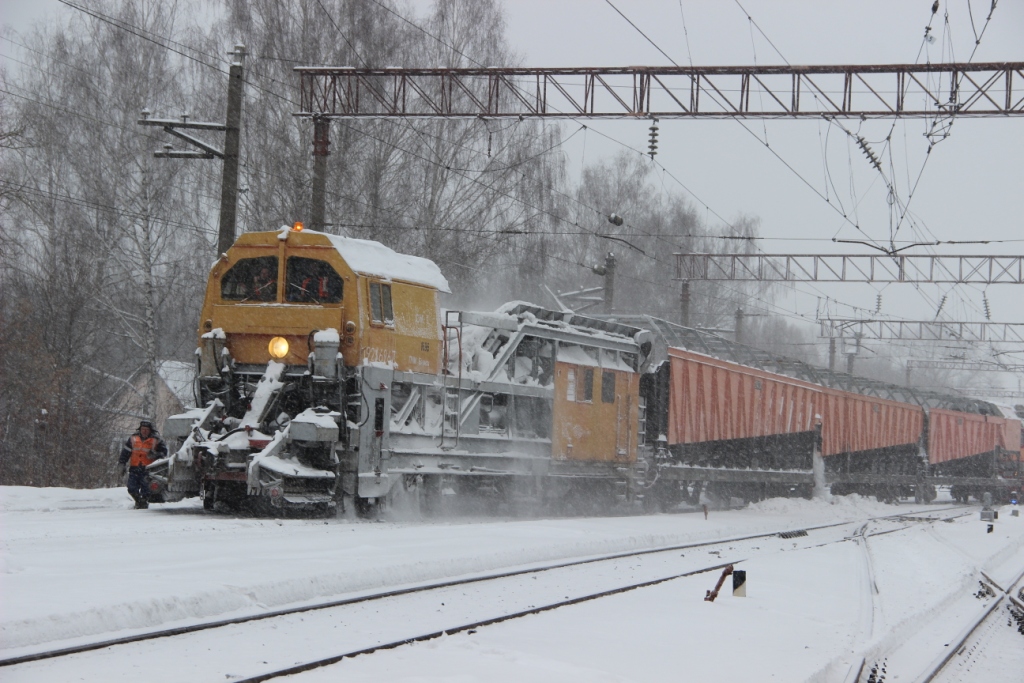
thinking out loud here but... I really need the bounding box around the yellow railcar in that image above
[197,226,447,375]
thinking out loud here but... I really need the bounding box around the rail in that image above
[0,506,968,671]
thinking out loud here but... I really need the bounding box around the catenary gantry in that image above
[676,254,1024,284]
[818,319,1024,343]
[295,62,1024,119]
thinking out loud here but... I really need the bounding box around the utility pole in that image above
[218,45,246,255]
[845,333,862,375]
[591,252,616,313]
[310,115,331,230]
[138,44,246,255]
[603,252,616,313]
[680,280,691,327]
[734,308,745,345]
[828,337,836,372]
[554,252,617,313]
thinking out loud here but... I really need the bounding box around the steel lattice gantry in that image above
[675,254,1024,284]
[295,62,1024,119]
[951,388,1024,400]
[906,359,1024,372]
[818,319,1024,343]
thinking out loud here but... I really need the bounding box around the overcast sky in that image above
[499,1,1024,390]
[4,0,1024,387]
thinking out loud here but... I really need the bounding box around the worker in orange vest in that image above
[118,420,168,509]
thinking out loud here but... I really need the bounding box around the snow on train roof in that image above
[281,228,450,292]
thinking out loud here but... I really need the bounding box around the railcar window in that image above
[381,283,393,321]
[286,257,343,303]
[582,368,594,402]
[221,256,278,301]
[601,371,616,403]
[369,282,394,324]
[479,393,508,432]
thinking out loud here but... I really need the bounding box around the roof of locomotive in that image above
[230,228,451,293]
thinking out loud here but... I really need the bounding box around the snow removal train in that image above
[146,224,1023,515]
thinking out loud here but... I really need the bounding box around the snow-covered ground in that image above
[1,486,1022,681]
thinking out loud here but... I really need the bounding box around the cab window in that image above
[601,371,616,403]
[286,257,344,303]
[581,367,594,402]
[369,282,394,324]
[221,256,278,301]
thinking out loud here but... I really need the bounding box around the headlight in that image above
[268,337,290,359]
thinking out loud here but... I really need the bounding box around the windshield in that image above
[221,256,278,301]
[286,257,344,303]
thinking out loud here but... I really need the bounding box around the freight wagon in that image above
[633,322,1020,507]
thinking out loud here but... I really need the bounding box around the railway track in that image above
[0,505,969,682]
[843,518,915,683]
[912,566,1024,683]
[240,511,973,683]
[848,512,1024,683]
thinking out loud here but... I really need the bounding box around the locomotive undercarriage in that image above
[157,336,346,515]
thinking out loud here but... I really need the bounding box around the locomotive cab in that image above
[197,225,447,378]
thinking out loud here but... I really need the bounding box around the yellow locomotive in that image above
[156,224,650,514]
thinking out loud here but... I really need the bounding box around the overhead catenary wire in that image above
[717,1,1002,327]
[597,2,907,328]
[356,1,1002,338]
[38,0,1008,353]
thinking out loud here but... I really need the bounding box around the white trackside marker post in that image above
[733,570,747,597]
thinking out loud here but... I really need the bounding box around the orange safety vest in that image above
[129,434,159,467]
[301,276,328,299]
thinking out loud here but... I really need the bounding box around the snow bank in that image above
[0,486,128,512]
[0,488,981,656]
[749,493,897,520]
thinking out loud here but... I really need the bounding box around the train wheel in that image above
[311,502,336,519]
[418,476,443,517]
[921,483,937,505]
[355,496,380,518]
[641,488,664,513]
[686,481,704,507]
[202,483,216,511]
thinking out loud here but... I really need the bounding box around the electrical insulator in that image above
[856,136,883,173]
[874,293,882,314]
[935,294,947,317]
[648,118,659,158]
[983,295,992,320]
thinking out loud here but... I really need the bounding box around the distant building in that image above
[108,360,196,439]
